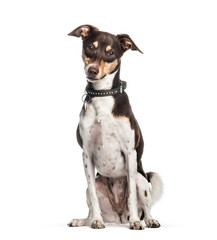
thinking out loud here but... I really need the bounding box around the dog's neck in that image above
[87,64,121,91]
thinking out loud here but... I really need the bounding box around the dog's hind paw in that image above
[145,219,161,228]
[67,218,86,227]
[129,221,144,230]
[91,220,105,229]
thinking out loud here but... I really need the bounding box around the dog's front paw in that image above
[67,218,86,227]
[129,221,144,230]
[91,220,105,229]
[146,219,161,228]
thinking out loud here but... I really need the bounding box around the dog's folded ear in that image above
[117,34,143,54]
[68,25,99,39]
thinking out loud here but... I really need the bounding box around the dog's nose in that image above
[88,67,99,78]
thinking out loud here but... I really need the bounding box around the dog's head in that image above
[68,25,143,82]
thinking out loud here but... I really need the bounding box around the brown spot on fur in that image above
[82,51,94,66]
[85,57,94,66]
[144,190,147,197]
[100,60,105,75]
[93,41,98,48]
[85,164,87,168]
[100,59,118,77]
[106,45,112,51]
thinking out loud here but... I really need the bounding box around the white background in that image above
[0,0,217,239]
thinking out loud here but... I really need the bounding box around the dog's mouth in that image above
[86,74,106,82]
[86,76,99,81]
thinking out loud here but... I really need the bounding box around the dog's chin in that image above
[86,77,99,83]
[86,75,106,83]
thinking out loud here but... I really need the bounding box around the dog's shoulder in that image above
[112,92,140,148]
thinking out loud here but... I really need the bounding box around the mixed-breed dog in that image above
[67,25,163,230]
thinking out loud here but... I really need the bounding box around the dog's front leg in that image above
[126,150,144,230]
[82,151,105,229]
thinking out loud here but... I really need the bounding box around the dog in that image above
[67,25,163,230]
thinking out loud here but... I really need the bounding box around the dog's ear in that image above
[68,25,99,39]
[117,34,143,54]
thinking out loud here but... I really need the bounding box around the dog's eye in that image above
[87,45,94,51]
[108,50,114,56]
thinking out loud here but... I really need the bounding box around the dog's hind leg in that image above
[136,173,163,228]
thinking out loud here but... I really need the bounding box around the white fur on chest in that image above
[79,96,135,178]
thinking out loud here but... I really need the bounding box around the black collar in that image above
[85,80,127,99]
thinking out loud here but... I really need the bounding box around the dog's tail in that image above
[146,172,163,205]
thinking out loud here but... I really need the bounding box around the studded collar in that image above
[85,80,127,99]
